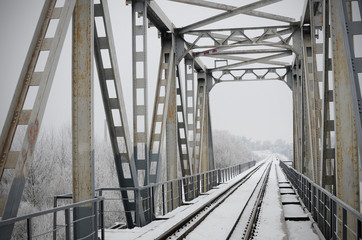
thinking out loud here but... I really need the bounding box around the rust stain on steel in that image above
[28,120,39,155]
[0,1,56,178]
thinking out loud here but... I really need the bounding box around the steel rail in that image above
[156,160,271,240]
[229,161,272,239]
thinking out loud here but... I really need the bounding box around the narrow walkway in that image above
[275,159,321,240]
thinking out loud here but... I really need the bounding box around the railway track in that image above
[156,157,273,240]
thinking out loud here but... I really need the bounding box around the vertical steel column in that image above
[337,0,362,172]
[185,58,195,170]
[302,72,313,177]
[330,0,360,214]
[311,1,324,186]
[166,59,178,211]
[292,28,304,173]
[175,66,192,176]
[302,21,318,182]
[193,74,206,174]
[206,73,215,170]
[72,0,95,238]
[93,0,143,227]
[149,37,174,184]
[166,53,177,181]
[200,94,209,174]
[132,0,149,186]
[320,0,336,193]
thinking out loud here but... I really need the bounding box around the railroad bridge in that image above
[0,0,362,239]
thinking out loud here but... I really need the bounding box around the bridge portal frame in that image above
[0,0,361,238]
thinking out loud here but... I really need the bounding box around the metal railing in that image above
[0,161,255,239]
[280,160,362,240]
[56,161,256,226]
[0,197,104,240]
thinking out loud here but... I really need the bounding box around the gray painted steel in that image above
[72,0,95,238]
[1,0,362,236]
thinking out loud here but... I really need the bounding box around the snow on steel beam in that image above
[209,54,290,67]
[179,0,283,34]
[147,0,175,32]
[168,0,235,11]
[195,49,291,57]
[169,0,295,23]
[211,51,292,71]
[140,1,205,71]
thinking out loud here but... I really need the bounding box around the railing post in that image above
[191,176,195,200]
[343,208,347,239]
[151,186,155,220]
[93,200,98,239]
[171,182,174,210]
[217,169,221,185]
[331,199,336,238]
[65,209,71,240]
[135,189,140,226]
[27,218,32,240]
[323,192,328,238]
[53,197,57,240]
[162,184,166,215]
[99,191,104,240]
[318,189,322,231]
[178,180,182,207]
[197,174,200,196]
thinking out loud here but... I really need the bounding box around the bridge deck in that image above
[101,158,322,239]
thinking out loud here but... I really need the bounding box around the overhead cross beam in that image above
[171,0,295,24]
[178,0,283,34]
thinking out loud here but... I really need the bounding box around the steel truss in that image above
[0,0,361,237]
[292,2,362,233]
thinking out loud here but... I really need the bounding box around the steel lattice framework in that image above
[0,0,361,237]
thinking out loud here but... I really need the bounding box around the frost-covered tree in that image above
[213,130,257,168]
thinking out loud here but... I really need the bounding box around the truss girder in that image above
[193,76,207,174]
[185,26,297,56]
[330,0,360,213]
[185,59,196,166]
[149,37,175,185]
[3,0,362,235]
[302,20,319,183]
[319,0,336,193]
[132,0,149,187]
[0,0,76,231]
[179,0,282,34]
[293,0,361,215]
[94,0,144,228]
[169,0,296,23]
[175,67,193,176]
[211,67,290,84]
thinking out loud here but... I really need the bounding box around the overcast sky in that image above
[0,0,305,144]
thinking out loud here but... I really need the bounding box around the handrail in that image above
[0,160,256,240]
[0,197,104,227]
[279,160,362,239]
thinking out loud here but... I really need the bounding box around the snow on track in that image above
[253,157,288,240]
[185,159,271,239]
